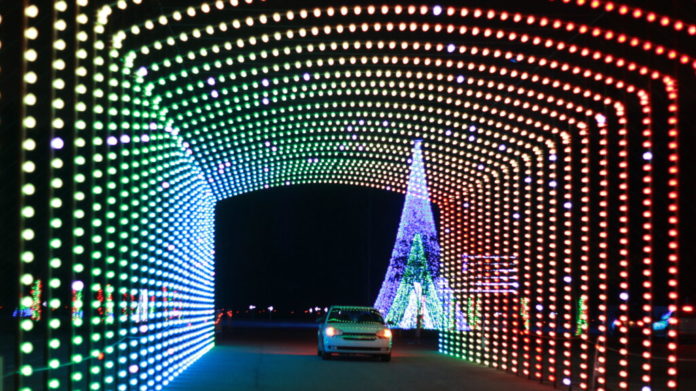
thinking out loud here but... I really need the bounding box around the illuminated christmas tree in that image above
[375,140,450,329]
[384,234,444,328]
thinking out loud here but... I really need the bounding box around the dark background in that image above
[214,184,406,311]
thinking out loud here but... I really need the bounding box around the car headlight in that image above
[377,328,392,339]
[325,326,343,337]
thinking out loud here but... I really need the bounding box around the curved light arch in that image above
[8,1,692,391]
[124,23,581,381]
[132,50,572,214]
[120,9,615,390]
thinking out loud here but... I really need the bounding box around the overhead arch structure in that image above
[1,0,694,390]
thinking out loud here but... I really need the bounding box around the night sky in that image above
[214,184,411,311]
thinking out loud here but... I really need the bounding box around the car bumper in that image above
[322,336,391,354]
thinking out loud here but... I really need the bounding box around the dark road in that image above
[166,326,553,391]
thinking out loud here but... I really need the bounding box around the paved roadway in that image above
[166,326,553,391]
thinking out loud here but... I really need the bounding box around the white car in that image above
[317,305,392,361]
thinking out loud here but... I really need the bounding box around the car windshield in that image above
[327,308,384,324]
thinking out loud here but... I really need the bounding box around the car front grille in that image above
[336,346,382,351]
[341,332,377,341]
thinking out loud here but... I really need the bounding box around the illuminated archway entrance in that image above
[2,1,693,390]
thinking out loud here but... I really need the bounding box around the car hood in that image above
[325,322,386,333]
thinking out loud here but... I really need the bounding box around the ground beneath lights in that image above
[166,326,554,391]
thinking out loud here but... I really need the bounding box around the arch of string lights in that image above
[2,0,694,390]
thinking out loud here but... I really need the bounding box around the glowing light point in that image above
[50,137,64,150]
[643,151,653,160]
[433,5,443,16]
[595,113,607,125]
[447,43,456,53]
[456,75,466,83]
[71,280,84,291]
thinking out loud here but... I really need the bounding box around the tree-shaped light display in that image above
[375,140,447,329]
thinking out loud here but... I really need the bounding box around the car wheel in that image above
[380,353,391,362]
[321,351,331,360]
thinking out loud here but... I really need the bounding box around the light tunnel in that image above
[0,0,694,390]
